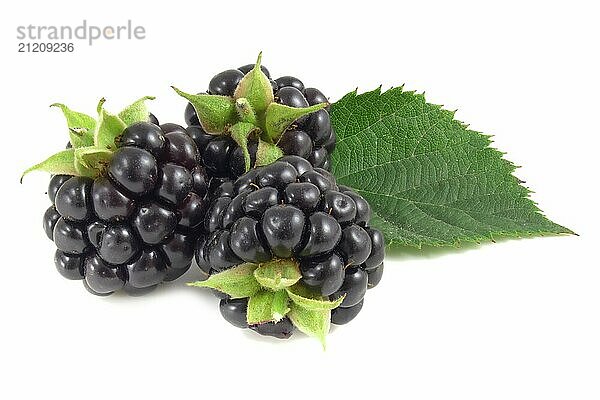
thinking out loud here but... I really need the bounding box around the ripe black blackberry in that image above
[194,157,384,339]
[175,54,335,192]
[29,100,208,295]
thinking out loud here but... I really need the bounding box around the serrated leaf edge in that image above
[331,86,574,248]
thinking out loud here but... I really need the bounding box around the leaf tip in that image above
[320,338,327,351]
[20,165,38,183]
[171,86,191,100]
[255,51,263,68]
[96,97,107,114]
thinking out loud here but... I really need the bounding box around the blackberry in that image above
[194,157,385,340]
[25,98,208,295]
[174,53,335,195]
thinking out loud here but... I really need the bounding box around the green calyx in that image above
[173,52,328,172]
[188,259,345,349]
[21,96,155,182]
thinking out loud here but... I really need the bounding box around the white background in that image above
[1,1,598,399]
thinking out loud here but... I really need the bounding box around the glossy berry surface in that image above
[54,250,84,280]
[126,249,168,289]
[367,263,384,289]
[97,224,140,265]
[304,88,329,107]
[250,318,295,339]
[261,205,305,258]
[196,158,385,336]
[53,218,88,254]
[277,86,310,109]
[84,254,126,294]
[219,298,249,329]
[92,177,135,222]
[55,177,93,221]
[330,299,364,325]
[109,147,158,196]
[120,121,167,158]
[331,267,368,307]
[48,175,71,203]
[42,121,208,295]
[300,253,345,296]
[43,206,61,240]
[209,69,244,96]
[275,76,304,91]
[279,129,312,158]
[339,225,372,266]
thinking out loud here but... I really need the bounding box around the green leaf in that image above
[254,259,301,291]
[271,290,290,321]
[94,99,127,151]
[255,139,284,167]
[172,87,237,134]
[330,87,573,248]
[247,290,276,325]
[265,102,327,141]
[50,103,95,148]
[118,96,155,126]
[234,52,274,114]
[288,303,330,350]
[230,122,256,173]
[286,284,345,311]
[187,263,260,298]
[21,149,77,182]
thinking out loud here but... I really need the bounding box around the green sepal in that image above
[50,103,95,148]
[271,290,290,321]
[234,52,274,114]
[253,259,301,291]
[172,87,237,134]
[23,95,156,183]
[265,102,327,141]
[187,263,260,298]
[73,146,113,178]
[286,284,345,311]
[288,303,331,350]
[118,96,155,126]
[94,99,127,151]
[21,148,77,182]
[230,122,257,173]
[255,139,284,167]
[247,290,277,325]
[247,289,291,325]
